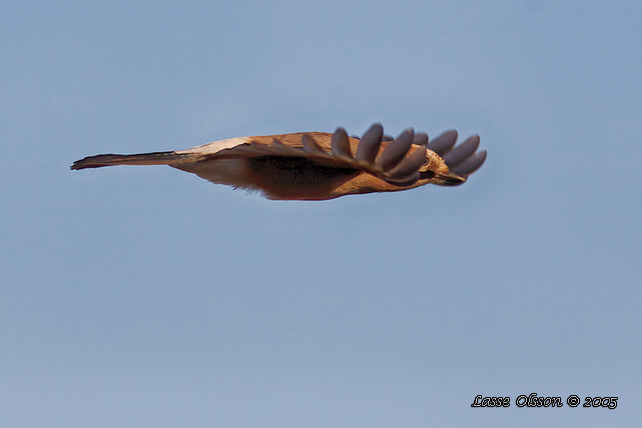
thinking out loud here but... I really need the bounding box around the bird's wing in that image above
[70,124,486,188]
[189,124,428,186]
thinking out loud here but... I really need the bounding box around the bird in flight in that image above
[71,123,486,200]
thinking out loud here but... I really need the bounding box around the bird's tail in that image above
[70,151,201,170]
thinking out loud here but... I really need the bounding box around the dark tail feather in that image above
[70,151,200,170]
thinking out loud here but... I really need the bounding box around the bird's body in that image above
[71,124,487,200]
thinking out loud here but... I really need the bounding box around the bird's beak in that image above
[437,170,467,184]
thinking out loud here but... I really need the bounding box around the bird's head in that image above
[418,149,466,186]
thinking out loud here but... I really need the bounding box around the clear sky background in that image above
[2,0,641,426]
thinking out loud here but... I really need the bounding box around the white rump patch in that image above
[175,137,251,156]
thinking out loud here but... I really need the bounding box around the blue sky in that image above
[2,0,641,426]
